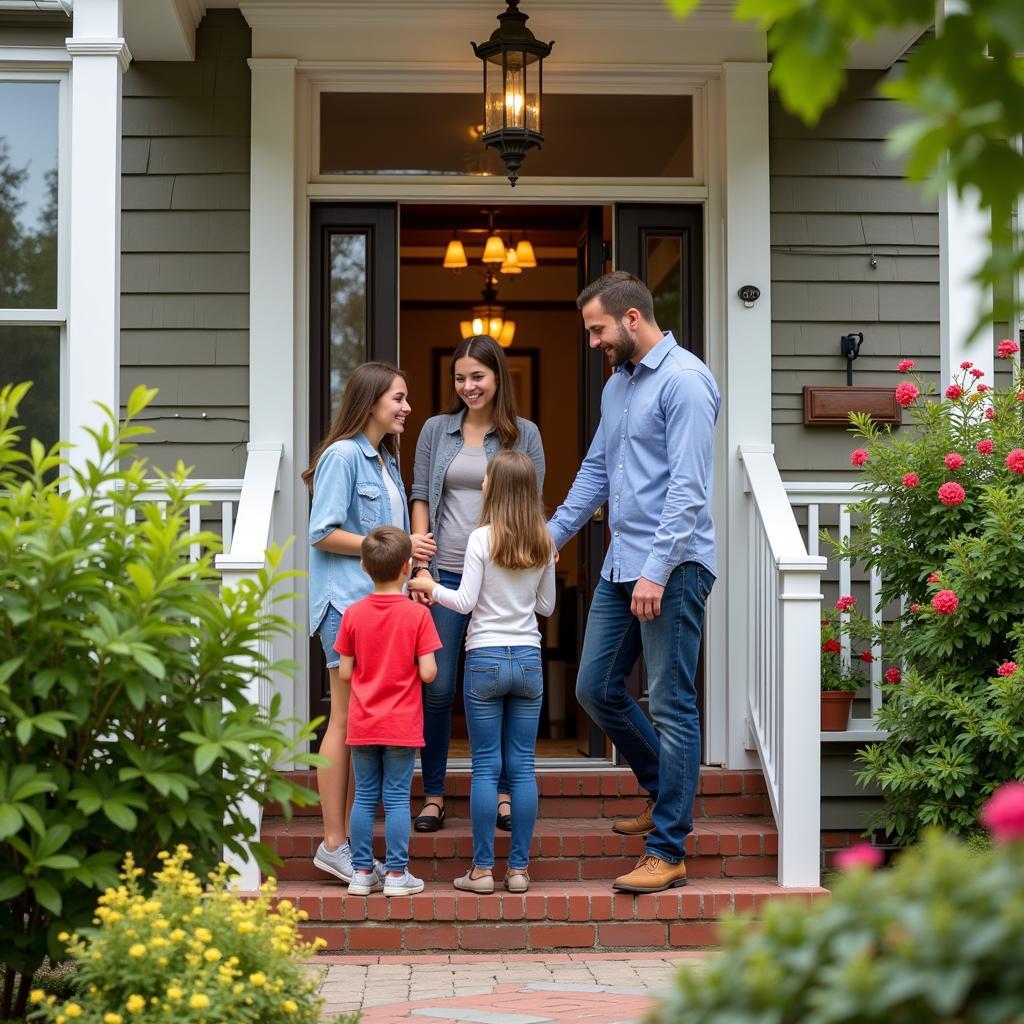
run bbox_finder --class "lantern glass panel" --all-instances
[484,54,504,134]
[524,55,540,132]
[503,50,526,129]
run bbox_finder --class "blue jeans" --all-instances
[316,605,343,670]
[463,646,543,870]
[422,569,509,797]
[350,745,416,873]
[575,562,713,864]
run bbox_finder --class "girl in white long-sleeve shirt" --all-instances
[409,450,554,893]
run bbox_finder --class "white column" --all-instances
[722,62,774,769]
[65,0,128,468]
[248,58,298,726]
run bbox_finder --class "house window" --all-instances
[0,74,65,454]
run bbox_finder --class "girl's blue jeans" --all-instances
[422,569,509,798]
[350,745,416,873]
[462,645,543,870]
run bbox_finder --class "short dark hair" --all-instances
[576,270,655,323]
[361,526,412,582]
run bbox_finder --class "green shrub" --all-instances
[0,383,324,1019]
[27,846,349,1024]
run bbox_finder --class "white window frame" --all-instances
[0,56,71,442]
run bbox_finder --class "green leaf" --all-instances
[0,874,27,900]
[194,744,222,775]
[132,649,165,679]
[0,803,23,840]
[30,877,62,915]
[102,801,138,831]
[0,655,25,686]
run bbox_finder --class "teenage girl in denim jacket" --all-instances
[302,361,435,883]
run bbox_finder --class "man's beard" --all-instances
[607,322,639,368]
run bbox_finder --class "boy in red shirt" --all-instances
[336,526,441,896]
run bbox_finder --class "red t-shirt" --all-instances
[334,594,442,747]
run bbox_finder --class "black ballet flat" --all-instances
[414,801,446,833]
[496,799,512,833]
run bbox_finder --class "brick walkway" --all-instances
[314,952,704,1023]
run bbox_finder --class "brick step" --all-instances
[261,878,826,953]
[269,768,771,820]
[264,817,778,882]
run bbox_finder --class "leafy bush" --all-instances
[820,601,874,692]
[27,847,347,1024]
[826,356,1024,841]
[655,786,1024,1024]
[0,383,323,1018]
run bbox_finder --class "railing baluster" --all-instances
[222,501,234,553]
[189,503,201,563]
[838,503,852,668]
[807,504,819,556]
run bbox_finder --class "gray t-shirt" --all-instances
[435,444,486,572]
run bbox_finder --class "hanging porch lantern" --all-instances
[471,0,554,187]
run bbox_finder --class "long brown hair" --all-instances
[447,335,520,449]
[302,362,407,491]
[480,450,549,571]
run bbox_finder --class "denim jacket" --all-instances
[410,411,544,570]
[308,434,410,633]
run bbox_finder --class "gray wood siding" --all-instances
[770,68,940,480]
[120,10,251,479]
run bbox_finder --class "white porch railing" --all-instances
[784,482,887,742]
[740,445,827,888]
[132,479,243,562]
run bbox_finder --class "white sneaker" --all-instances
[382,868,425,896]
[313,841,354,883]
[348,868,385,896]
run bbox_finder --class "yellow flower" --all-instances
[237,921,254,934]
[29,991,45,1005]
[169,928,186,942]
[276,900,293,912]
[104,1015,124,1024]
[282,999,298,1013]
[65,1005,82,1019]
[55,1015,65,1024]
[126,995,146,1013]
[249,972,266,987]
[58,931,70,942]
[194,927,212,943]
[232,984,244,995]
[166,987,183,1002]
[203,947,221,962]
[188,994,210,1010]
[128,943,147,958]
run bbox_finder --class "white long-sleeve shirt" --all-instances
[431,526,556,651]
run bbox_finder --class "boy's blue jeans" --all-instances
[350,745,416,873]
[462,646,543,870]
[575,561,713,864]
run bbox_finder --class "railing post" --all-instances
[778,561,824,887]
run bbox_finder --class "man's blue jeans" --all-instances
[575,561,713,864]
[462,646,543,870]
[350,745,416,873]
[422,569,509,798]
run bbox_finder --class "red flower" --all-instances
[896,359,916,373]
[970,367,985,378]
[928,572,939,584]
[937,481,966,506]
[860,651,874,663]
[835,595,857,613]
[945,384,963,399]
[822,639,841,654]
[1017,393,1024,402]
[997,662,1018,677]
[997,339,1020,359]
[960,361,973,369]
[835,843,884,870]
[980,782,1024,842]
[977,383,990,393]
[910,603,921,613]
[894,382,919,407]
[944,452,964,470]
[977,439,994,455]
[850,449,869,467]
[1006,449,1024,475]
[902,472,919,488]
[985,407,995,420]
[885,667,902,685]
[932,589,959,615]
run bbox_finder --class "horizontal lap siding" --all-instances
[120,11,251,479]
[770,68,940,482]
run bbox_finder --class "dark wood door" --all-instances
[308,203,398,742]
[613,204,705,725]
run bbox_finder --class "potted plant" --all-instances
[820,599,870,731]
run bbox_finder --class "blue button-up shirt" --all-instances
[549,333,719,585]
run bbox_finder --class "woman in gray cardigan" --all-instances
[410,335,545,832]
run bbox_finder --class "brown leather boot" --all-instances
[611,799,654,836]
[612,854,687,893]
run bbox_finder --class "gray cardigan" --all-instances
[411,411,545,556]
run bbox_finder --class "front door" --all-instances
[308,203,398,739]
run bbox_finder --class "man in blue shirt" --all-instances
[549,271,720,894]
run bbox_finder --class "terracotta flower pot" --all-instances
[821,690,855,731]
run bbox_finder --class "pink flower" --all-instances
[822,639,841,654]
[970,368,985,378]
[928,572,939,584]
[977,383,990,393]
[960,361,973,369]
[894,382,919,407]
[997,662,1018,677]
[902,472,919,489]
[1006,449,1024,475]
[910,603,921,613]
[860,651,874,664]
[937,481,966,506]
[997,339,1020,359]
[980,782,1024,842]
[977,439,994,456]
[850,449,869,467]
[835,595,857,613]
[835,843,884,870]
[1017,393,1024,402]
[985,407,995,420]
[945,384,963,399]
[932,589,959,615]
[944,452,964,470]
[885,668,902,685]
[897,359,916,373]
